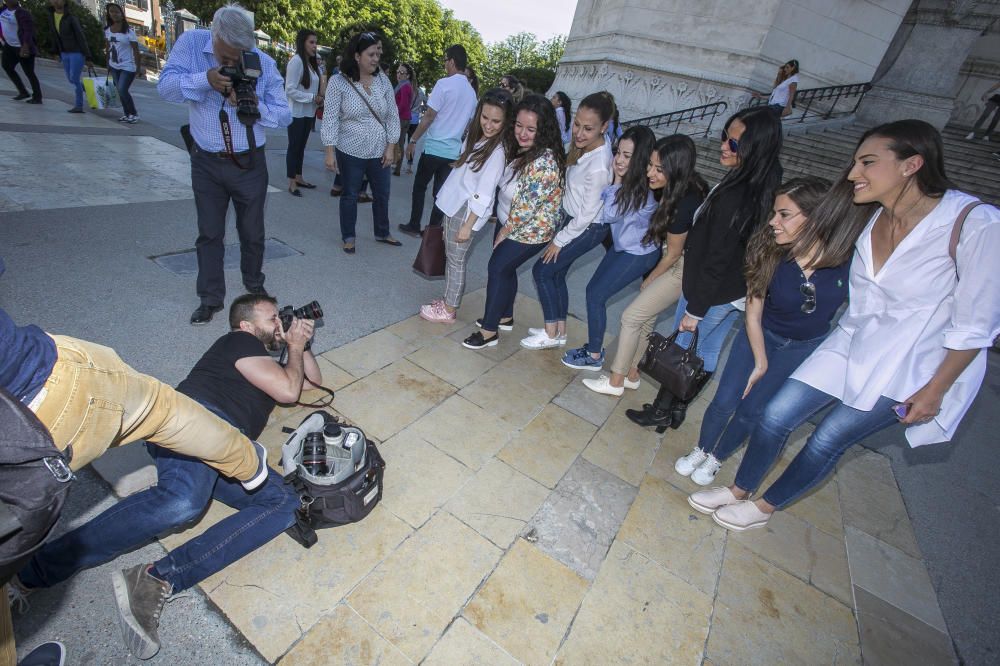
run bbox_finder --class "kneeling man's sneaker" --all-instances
[112,564,172,660]
[712,500,772,531]
[240,440,269,491]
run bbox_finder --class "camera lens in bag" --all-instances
[323,423,344,448]
[302,432,328,475]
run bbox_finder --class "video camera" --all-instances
[219,50,262,126]
[279,301,323,332]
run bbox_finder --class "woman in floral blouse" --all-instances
[464,94,566,349]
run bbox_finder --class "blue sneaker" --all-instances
[562,346,605,370]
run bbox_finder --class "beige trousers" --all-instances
[609,257,685,376]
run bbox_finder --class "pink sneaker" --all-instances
[419,301,456,323]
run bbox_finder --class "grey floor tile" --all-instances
[553,377,619,427]
[854,586,957,665]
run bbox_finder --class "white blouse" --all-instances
[791,190,1000,446]
[554,138,613,247]
[284,56,320,119]
[435,139,507,226]
[321,71,400,159]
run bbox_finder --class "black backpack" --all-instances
[0,386,74,585]
[281,410,385,548]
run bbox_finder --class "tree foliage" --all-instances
[481,32,565,92]
[25,0,108,66]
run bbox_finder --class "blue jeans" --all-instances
[533,223,609,323]
[19,404,298,593]
[62,52,85,109]
[734,379,899,508]
[671,293,742,373]
[482,238,546,332]
[697,327,826,461]
[336,149,390,242]
[109,66,136,116]
[585,248,659,351]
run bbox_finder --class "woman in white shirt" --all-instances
[690,119,1000,531]
[551,91,572,147]
[754,59,798,118]
[285,29,323,196]
[103,2,141,123]
[322,30,402,253]
[419,89,514,323]
[522,91,615,351]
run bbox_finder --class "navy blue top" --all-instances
[0,258,58,404]
[761,257,851,340]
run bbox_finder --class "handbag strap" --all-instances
[666,326,700,355]
[949,201,986,280]
[342,73,388,141]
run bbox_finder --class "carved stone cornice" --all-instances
[904,0,1000,31]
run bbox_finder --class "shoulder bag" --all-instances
[342,73,397,163]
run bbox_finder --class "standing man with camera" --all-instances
[10,293,323,660]
[158,3,291,326]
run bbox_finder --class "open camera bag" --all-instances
[281,410,385,548]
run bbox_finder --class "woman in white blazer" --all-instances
[690,119,1000,531]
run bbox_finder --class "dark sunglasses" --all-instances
[720,130,739,154]
[482,91,512,107]
[800,280,816,314]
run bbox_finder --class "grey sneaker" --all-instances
[112,564,172,659]
[240,440,269,491]
[6,574,32,614]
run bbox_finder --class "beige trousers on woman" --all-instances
[609,257,685,376]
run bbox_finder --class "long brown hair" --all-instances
[453,89,513,172]
[643,134,709,246]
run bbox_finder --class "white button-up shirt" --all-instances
[791,190,1000,446]
[435,139,507,227]
[554,138,613,247]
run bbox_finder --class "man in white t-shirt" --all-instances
[399,44,478,236]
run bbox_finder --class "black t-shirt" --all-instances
[176,331,275,440]
[666,189,705,235]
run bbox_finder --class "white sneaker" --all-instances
[127,114,139,124]
[527,327,567,344]
[966,132,976,140]
[6,575,32,614]
[582,375,624,396]
[674,447,708,476]
[623,376,640,390]
[713,500,772,531]
[687,486,740,514]
[690,454,722,486]
[520,332,563,349]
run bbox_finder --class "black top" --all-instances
[681,184,755,318]
[47,6,91,58]
[176,332,275,440]
[762,258,851,340]
[666,189,705,235]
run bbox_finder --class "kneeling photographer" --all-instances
[158,3,291,326]
[11,294,324,660]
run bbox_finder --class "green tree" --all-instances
[481,31,565,91]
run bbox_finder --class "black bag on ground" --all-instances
[281,410,385,548]
[638,329,711,402]
[0,387,74,585]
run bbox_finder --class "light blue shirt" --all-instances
[158,29,290,152]
[601,185,659,255]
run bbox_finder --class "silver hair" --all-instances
[211,3,255,51]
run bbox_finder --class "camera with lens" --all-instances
[219,50,262,125]
[279,300,323,332]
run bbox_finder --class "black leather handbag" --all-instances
[637,329,711,402]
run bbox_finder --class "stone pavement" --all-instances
[0,60,984,664]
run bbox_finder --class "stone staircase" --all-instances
[693,123,999,203]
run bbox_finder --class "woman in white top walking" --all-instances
[690,119,1000,531]
[322,30,402,253]
[522,91,615,351]
[754,59,798,118]
[103,2,141,122]
[552,91,572,147]
[420,88,514,323]
[285,29,323,196]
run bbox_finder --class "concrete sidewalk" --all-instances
[1,59,995,664]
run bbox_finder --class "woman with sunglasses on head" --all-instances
[521,91,615,354]
[420,89,514,323]
[463,94,565,350]
[753,59,799,118]
[285,29,323,196]
[322,30,402,253]
[583,134,708,396]
[675,177,858,485]
[627,107,784,431]
[690,119,1000,531]
[499,74,525,104]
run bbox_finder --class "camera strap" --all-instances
[218,100,256,170]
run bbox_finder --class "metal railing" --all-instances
[622,101,729,138]
[747,82,872,123]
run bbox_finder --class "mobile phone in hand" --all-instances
[892,403,910,419]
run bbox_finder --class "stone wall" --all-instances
[950,32,1000,128]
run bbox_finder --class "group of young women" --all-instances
[414,81,1000,533]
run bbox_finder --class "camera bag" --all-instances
[281,410,385,548]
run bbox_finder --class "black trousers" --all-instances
[1,44,41,100]
[191,145,269,307]
[285,116,312,179]
[407,152,452,229]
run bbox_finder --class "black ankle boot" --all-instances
[670,372,713,430]
[626,387,675,433]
